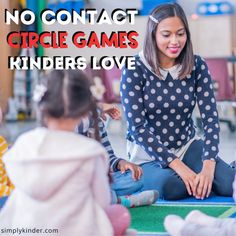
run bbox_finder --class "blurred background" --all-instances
[0,0,235,163]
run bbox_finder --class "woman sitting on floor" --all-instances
[120,2,235,200]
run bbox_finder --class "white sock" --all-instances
[119,190,158,208]
[185,210,217,226]
[164,215,185,236]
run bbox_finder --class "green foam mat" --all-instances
[129,205,234,233]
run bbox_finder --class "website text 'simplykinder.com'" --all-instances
[0,227,59,235]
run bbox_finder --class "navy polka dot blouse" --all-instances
[120,54,220,168]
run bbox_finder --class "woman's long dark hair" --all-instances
[143,3,194,79]
[38,70,100,141]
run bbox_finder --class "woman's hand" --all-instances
[169,158,197,196]
[193,160,216,199]
[117,160,143,181]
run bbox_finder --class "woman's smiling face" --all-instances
[155,16,187,67]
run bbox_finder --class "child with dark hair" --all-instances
[0,70,133,236]
[120,2,235,200]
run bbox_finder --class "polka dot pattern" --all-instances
[120,55,220,167]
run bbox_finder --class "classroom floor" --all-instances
[0,116,236,164]
[0,114,235,236]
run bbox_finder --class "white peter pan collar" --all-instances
[139,51,182,80]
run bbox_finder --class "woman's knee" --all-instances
[213,160,235,196]
[213,175,234,197]
[141,162,188,200]
[213,182,233,197]
[162,176,188,200]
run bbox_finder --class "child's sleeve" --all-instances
[98,119,122,172]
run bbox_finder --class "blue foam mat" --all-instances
[156,196,235,205]
[139,234,169,236]
[1,196,235,209]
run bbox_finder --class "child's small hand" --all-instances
[99,103,121,121]
[117,160,143,181]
